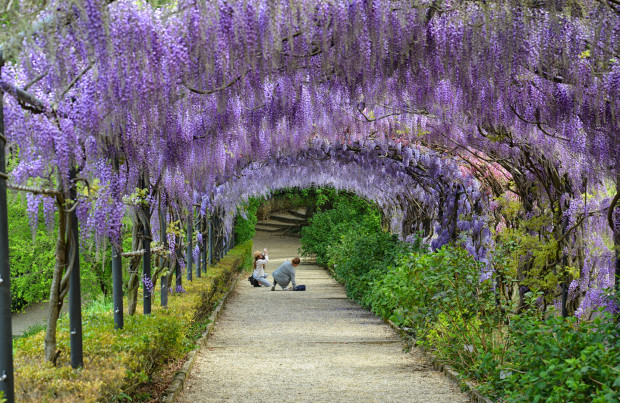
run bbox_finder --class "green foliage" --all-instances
[234,197,260,244]
[492,196,574,307]
[328,227,408,303]
[8,193,56,312]
[299,194,382,267]
[8,189,118,311]
[16,322,47,340]
[495,314,620,402]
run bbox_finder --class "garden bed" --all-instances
[11,241,252,402]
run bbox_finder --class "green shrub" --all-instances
[8,193,57,312]
[8,191,118,312]
[235,198,260,244]
[300,194,381,266]
[493,313,620,402]
[299,192,620,401]
[365,245,507,386]
[328,227,407,304]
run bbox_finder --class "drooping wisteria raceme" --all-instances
[1,0,619,315]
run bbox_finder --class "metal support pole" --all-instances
[208,218,213,266]
[186,217,192,281]
[175,237,182,290]
[196,242,201,278]
[221,225,225,257]
[161,276,168,307]
[159,207,169,303]
[202,240,207,273]
[68,170,83,369]
[201,217,207,273]
[217,221,222,260]
[219,227,224,259]
[615,175,620,296]
[0,51,15,403]
[196,218,201,279]
[561,206,569,318]
[112,245,123,329]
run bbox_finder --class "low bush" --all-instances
[12,240,252,402]
[328,227,408,304]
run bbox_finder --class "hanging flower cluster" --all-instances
[1,0,618,313]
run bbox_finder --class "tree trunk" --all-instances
[44,194,68,364]
[127,218,142,316]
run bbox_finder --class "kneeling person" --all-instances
[271,257,300,291]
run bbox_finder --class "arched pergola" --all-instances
[0,0,618,400]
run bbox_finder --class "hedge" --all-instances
[12,240,252,402]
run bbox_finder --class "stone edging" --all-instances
[327,264,493,403]
[160,271,245,403]
[386,320,494,403]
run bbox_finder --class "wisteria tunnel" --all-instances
[0,0,619,401]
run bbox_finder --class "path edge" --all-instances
[326,265,494,403]
[387,320,494,403]
[160,271,245,403]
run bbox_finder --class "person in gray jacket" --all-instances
[271,257,300,291]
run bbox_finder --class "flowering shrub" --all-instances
[12,240,252,402]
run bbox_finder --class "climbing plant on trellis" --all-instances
[0,0,618,401]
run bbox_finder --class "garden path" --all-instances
[177,232,470,402]
[11,301,67,337]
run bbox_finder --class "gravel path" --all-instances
[11,301,68,337]
[178,233,470,402]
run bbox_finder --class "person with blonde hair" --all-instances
[252,248,272,287]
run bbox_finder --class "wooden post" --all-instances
[0,50,15,403]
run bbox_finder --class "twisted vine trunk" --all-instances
[44,189,71,364]
[127,219,142,316]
